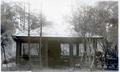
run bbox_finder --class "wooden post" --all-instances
[39,38,42,68]
[76,43,79,56]
[93,39,97,68]
[83,38,86,63]
[69,42,73,68]
[16,41,21,64]
[45,39,48,68]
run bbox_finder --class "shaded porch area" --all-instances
[12,36,103,69]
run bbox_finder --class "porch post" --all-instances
[76,43,79,56]
[45,39,48,68]
[93,39,97,68]
[16,41,21,64]
[83,38,86,63]
[69,42,73,68]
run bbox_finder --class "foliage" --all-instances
[97,1,118,45]
[1,1,49,63]
[70,1,118,45]
[69,2,118,62]
[71,6,112,37]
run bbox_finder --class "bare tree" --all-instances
[1,1,50,65]
[69,1,118,69]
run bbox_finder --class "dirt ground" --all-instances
[1,63,118,72]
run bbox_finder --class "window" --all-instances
[60,43,70,56]
[73,44,77,56]
[79,44,84,56]
[87,43,94,55]
[21,43,39,56]
[97,43,103,52]
[21,43,28,55]
[30,43,39,56]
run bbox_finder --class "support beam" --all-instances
[45,39,48,68]
[16,41,21,64]
[69,42,73,68]
[83,39,87,63]
[93,39,97,68]
[76,43,79,56]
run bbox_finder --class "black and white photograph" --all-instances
[1,0,118,72]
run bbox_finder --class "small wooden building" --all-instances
[13,36,103,68]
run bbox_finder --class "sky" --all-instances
[22,0,97,24]
[2,0,118,36]
[28,0,96,36]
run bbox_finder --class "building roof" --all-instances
[12,36,103,43]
